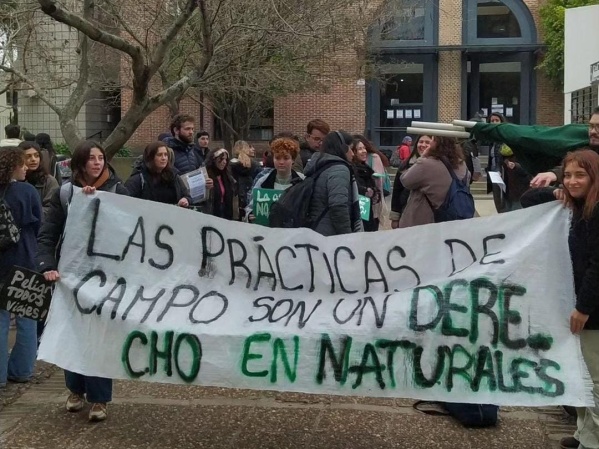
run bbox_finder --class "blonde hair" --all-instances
[233,140,252,168]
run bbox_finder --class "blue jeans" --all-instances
[64,370,112,403]
[0,310,37,386]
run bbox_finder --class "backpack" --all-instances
[425,158,475,222]
[414,401,498,428]
[0,184,20,253]
[390,148,402,168]
[59,182,119,215]
[269,161,345,229]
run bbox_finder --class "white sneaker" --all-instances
[65,393,84,412]
[88,403,107,422]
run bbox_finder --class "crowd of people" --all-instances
[1,108,599,448]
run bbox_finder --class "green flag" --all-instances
[471,123,590,175]
[252,188,284,226]
[358,195,371,220]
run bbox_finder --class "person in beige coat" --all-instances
[399,136,470,228]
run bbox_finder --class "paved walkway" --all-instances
[0,365,576,449]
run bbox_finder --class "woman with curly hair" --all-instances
[18,141,59,217]
[399,135,470,228]
[245,137,304,222]
[230,140,262,220]
[0,147,42,389]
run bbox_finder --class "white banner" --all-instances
[39,193,593,406]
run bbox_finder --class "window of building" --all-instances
[380,0,426,41]
[370,0,437,47]
[571,85,599,124]
[464,0,536,44]
[378,64,424,146]
[477,1,521,38]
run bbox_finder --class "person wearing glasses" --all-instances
[300,119,330,168]
[522,107,599,209]
[530,107,599,188]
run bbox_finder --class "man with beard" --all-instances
[522,107,599,208]
[531,107,599,186]
[164,114,213,201]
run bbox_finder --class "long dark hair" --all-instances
[143,141,175,182]
[35,133,56,158]
[562,149,599,220]
[70,140,106,182]
[427,136,464,168]
[399,135,432,171]
[321,131,353,161]
[206,148,234,182]
[19,141,48,185]
[352,134,390,167]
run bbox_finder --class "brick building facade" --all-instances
[125,0,563,151]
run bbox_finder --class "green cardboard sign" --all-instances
[252,188,285,226]
[359,195,371,221]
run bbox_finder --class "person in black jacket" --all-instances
[37,140,128,423]
[205,148,236,220]
[352,138,380,232]
[230,140,262,220]
[560,149,599,449]
[125,141,190,207]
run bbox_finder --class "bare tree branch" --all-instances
[147,0,197,76]
[36,0,143,69]
[0,64,61,115]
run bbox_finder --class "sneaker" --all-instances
[559,436,579,449]
[88,403,107,422]
[65,393,84,412]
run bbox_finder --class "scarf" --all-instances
[76,168,110,188]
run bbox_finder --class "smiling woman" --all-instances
[562,148,599,448]
[36,140,130,422]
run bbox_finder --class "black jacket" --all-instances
[570,204,599,329]
[164,137,204,175]
[208,168,236,220]
[36,168,129,272]
[299,142,317,168]
[230,160,262,213]
[125,165,190,205]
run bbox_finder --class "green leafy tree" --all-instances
[539,0,599,88]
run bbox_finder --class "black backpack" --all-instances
[426,158,475,222]
[269,161,345,229]
[0,184,20,253]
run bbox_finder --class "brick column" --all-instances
[437,0,463,123]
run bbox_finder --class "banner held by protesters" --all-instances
[38,193,593,407]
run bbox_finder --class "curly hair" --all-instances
[426,136,464,168]
[0,147,25,185]
[169,114,195,135]
[233,140,252,168]
[270,137,299,160]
